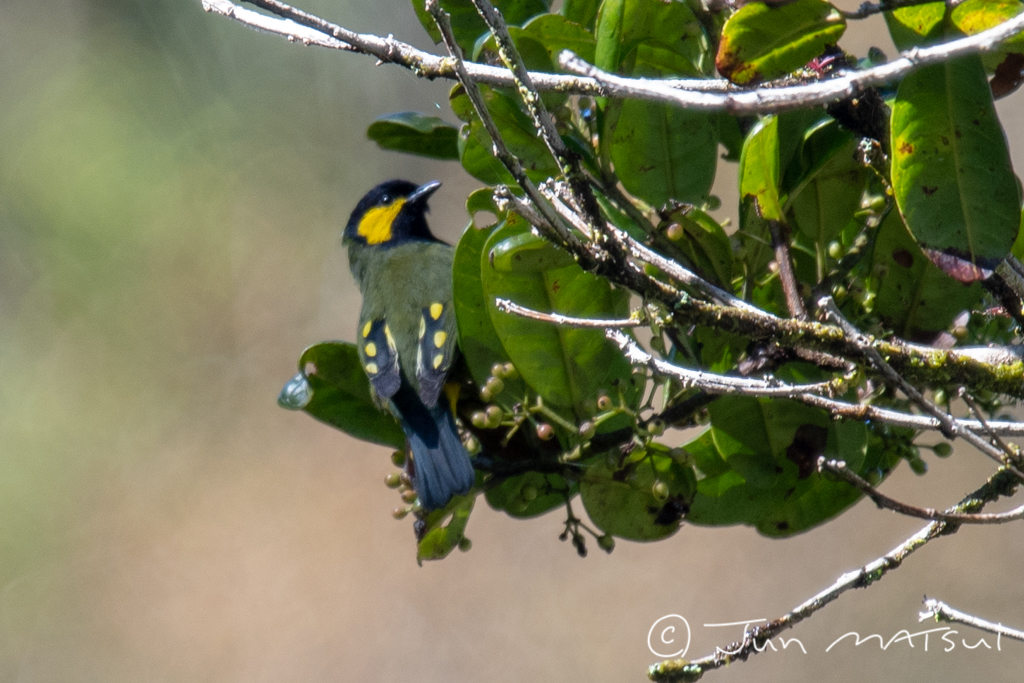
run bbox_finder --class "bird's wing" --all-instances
[415,300,458,407]
[358,317,401,399]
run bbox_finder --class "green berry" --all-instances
[832,284,847,301]
[401,489,418,503]
[485,376,504,396]
[932,442,953,458]
[578,421,596,440]
[392,507,409,520]
[537,423,554,440]
[491,362,506,378]
[598,535,615,553]
[465,435,481,454]
[471,411,488,429]
[652,480,669,501]
[827,241,843,260]
[479,386,493,402]
[596,394,612,411]
[521,485,538,502]
[648,419,665,436]
[502,362,518,379]
[391,450,406,467]
[909,458,928,475]
[458,536,473,552]
[666,223,684,241]
[485,404,503,427]
[385,472,402,489]
[933,388,947,405]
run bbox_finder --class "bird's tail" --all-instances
[391,384,475,511]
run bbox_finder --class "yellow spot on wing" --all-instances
[384,325,396,351]
[364,342,377,357]
[418,317,426,340]
[365,362,379,374]
[434,330,447,348]
[362,321,372,338]
[430,302,443,320]
[433,353,444,370]
[357,198,406,245]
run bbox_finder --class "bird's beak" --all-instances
[407,180,442,205]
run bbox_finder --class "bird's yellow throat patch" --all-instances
[357,198,406,245]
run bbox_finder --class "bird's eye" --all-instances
[381,194,390,204]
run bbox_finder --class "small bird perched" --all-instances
[343,179,475,511]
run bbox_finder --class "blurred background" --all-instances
[0,0,1021,680]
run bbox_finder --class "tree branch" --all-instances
[649,467,1021,682]
[203,0,1024,115]
[920,598,1024,643]
[819,458,1024,525]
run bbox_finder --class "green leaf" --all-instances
[739,115,783,221]
[366,112,459,160]
[563,0,601,31]
[716,0,846,85]
[450,84,559,185]
[884,3,947,50]
[283,342,406,449]
[489,230,577,272]
[522,14,597,63]
[891,56,1021,281]
[481,217,635,415]
[661,206,732,287]
[411,0,551,55]
[417,494,475,563]
[453,220,528,395]
[609,98,718,208]
[579,456,688,540]
[685,396,897,536]
[871,210,983,340]
[594,0,627,73]
[485,471,572,517]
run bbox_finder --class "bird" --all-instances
[342,179,476,511]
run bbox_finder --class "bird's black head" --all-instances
[343,179,442,247]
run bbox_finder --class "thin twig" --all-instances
[605,329,835,398]
[424,0,582,256]
[818,297,1024,481]
[960,389,1022,466]
[495,298,641,328]
[610,331,1024,438]
[920,598,1024,643]
[769,220,807,320]
[204,0,1024,114]
[649,467,1021,682]
[470,0,604,229]
[819,458,1024,525]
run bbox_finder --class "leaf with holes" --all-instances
[716,0,846,85]
[891,55,1021,282]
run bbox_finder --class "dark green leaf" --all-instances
[609,98,717,208]
[891,56,1021,281]
[685,396,895,536]
[716,0,846,85]
[580,456,687,540]
[485,471,571,517]
[417,495,475,563]
[489,230,577,272]
[595,0,706,75]
[411,0,551,54]
[522,14,597,63]
[563,0,601,31]
[661,206,732,287]
[366,112,459,160]
[450,84,559,185]
[871,210,983,340]
[481,217,635,415]
[288,342,406,449]
[453,220,527,395]
[739,116,783,221]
